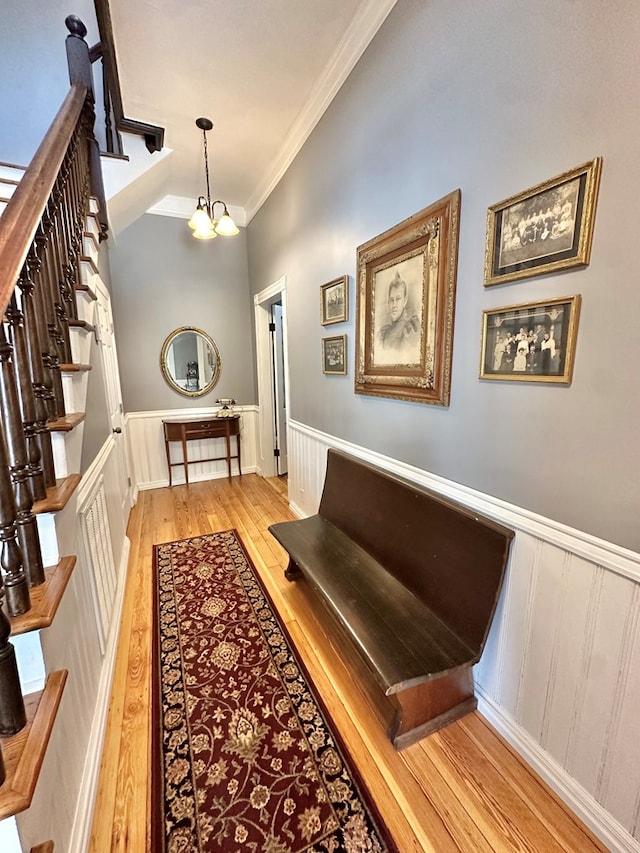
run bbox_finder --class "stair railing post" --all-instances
[17,262,56,489]
[33,220,61,421]
[0,430,28,731]
[7,296,47,502]
[0,416,30,617]
[66,15,108,240]
[0,324,43,588]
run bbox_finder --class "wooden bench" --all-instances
[268,449,514,749]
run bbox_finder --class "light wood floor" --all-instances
[89,475,607,852]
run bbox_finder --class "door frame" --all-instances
[254,276,290,479]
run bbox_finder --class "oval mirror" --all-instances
[160,326,221,397]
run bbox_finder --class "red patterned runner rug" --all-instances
[152,530,397,852]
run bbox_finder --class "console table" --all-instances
[163,416,241,485]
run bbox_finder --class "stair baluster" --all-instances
[17,261,56,489]
[39,199,68,415]
[31,220,60,422]
[0,432,28,731]
[53,155,77,351]
[0,323,44,587]
[6,296,47,503]
[0,413,30,618]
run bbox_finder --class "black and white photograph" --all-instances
[479,295,581,384]
[484,158,602,286]
[322,335,347,374]
[371,255,424,368]
[320,275,348,325]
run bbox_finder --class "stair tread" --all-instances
[9,557,76,636]
[68,319,94,332]
[47,412,86,432]
[0,670,68,821]
[33,474,81,514]
[79,255,99,276]
[59,362,92,372]
[76,281,98,301]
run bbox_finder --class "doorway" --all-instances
[271,301,287,476]
[254,277,290,482]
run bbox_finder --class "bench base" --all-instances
[285,556,478,750]
[388,667,477,750]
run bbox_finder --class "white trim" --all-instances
[68,537,130,853]
[126,403,257,420]
[146,194,247,227]
[288,418,640,582]
[477,688,640,853]
[136,465,258,492]
[245,0,399,221]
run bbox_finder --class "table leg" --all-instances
[237,431,242,475]
[225,429,231,478]
[182,433,189,484]
[164,436,173,487]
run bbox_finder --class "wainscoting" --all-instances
[287,419,640,853]
[125,406,258,491]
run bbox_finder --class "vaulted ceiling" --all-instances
[108,0,398,223]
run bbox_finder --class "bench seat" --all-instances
[272,515,474,694]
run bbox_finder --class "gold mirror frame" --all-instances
[160,326,221,398]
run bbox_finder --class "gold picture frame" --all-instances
[355,190,460,406]
[320,275,348,325]
[322,335,347,375]
[479,295,581,383]
[484,158,602,286]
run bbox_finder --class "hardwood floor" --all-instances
[89,474,607,852]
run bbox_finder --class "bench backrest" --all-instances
[319,450,514,657]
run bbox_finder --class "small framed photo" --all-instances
[484,158,602,286]
[479,295,581,384]
[322,335,347,374]
[320,275,349,325]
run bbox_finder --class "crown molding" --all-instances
[245,0,399,222]
[146,194,246,227]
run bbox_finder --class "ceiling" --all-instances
[108,0,398,223]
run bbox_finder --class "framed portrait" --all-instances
[320,275,348,325]
[322,335,347,375]
[355,190,460,406]
[484,158,602,286]
[479,295,581,384]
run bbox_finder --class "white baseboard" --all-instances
[67,536,131,853]
[137,466,258,492]
[476,687,640,853]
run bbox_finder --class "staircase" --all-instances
[0,18,131,852]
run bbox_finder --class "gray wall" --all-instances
[0,0,99,165]
[247,0,640,552]
[109,213,255,411]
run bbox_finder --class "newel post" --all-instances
[65,15,108,239]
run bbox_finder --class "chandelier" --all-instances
[188,117,239,239]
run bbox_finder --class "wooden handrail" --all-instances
[0,83,87,319]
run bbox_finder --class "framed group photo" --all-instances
[479,295,581,384]
[355,190,461,406]
[484,158,602,286]
[322,335,347,374]
[320,275,348,325]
